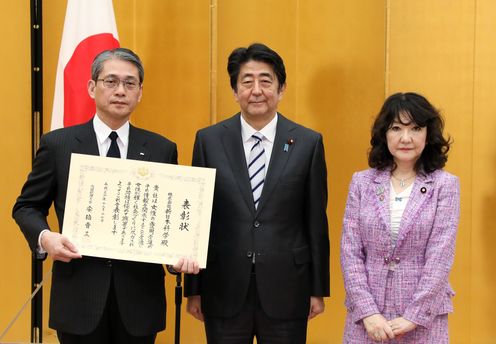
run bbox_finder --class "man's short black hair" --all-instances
[227,43,286,92]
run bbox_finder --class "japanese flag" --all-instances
[51,0,120,130]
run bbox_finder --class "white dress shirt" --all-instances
[93,114,130,158]
[240,113,278,169]
[389,180,413,245]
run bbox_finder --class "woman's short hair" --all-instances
[368,92,451,173]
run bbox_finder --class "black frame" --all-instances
[30,0,43,342]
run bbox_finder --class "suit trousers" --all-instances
[57,274,157,344]
[204,270,308,344]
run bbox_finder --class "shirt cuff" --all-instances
[37,229,50,254]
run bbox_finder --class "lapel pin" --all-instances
[284,139,294,152]
[420,187,427,194]
[376,185,385,201]
[140,152,145,156]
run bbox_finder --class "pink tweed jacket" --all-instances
[341,168,460,328]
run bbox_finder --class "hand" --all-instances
[363,314,395,342]
[308,296,325,319]
[41,231,81,262]
[172,258,200,274]
[388,317,417,337]
[187,295,204,322]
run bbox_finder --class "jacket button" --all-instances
[253,221,260,228]
[107,259,112,267]
[247,251,253,258]
[394,257,400,263]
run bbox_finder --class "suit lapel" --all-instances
[221,114,255,214]
[73,121,150,161]
[372,170,392,242]
[127,125,150,161]
[396,172,434,245]
[74,120,100,156]
[256,115,295,214]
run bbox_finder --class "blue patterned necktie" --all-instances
[107,131,121,158]
[248,133,266,209]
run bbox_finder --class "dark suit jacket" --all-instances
[12,119,178,336]
[185,113,330,320]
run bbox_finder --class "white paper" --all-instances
[62,153,216,268]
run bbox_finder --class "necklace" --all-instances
[391,173,416,188]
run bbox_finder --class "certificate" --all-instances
[62,153,216,268]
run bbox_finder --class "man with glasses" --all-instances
[13,48,199,344]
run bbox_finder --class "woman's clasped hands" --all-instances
[363,314,417,342]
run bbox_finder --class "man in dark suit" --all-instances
[13,48,199,344]
[185,43,330,343]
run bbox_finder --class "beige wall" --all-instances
[1,0,493,343]
[0,0,32,341]
[386,1,495,343]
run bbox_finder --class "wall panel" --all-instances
[472,0,496,342]
[216,0,299,122]
[387,1,475,342]
[297,1,386,342]
[128,1,211,167]
[0,0,35,342]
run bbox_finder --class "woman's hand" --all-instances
[363,314,395,342]
[388,317,417,337]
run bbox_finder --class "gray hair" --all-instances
[91,48,144,83]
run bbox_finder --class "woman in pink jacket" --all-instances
[341,92,460,343]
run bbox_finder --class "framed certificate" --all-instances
[62,153,216,268]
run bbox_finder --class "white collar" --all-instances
[240,113,278,143]
[93,115,130,146]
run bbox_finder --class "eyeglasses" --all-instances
[96,78,141,91]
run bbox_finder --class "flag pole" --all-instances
[30,0,44,342]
